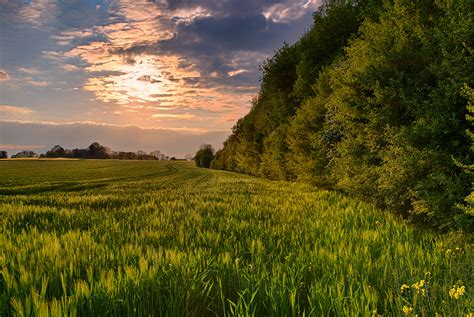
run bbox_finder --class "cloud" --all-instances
[0,0,317,133]
[152,113,195,119]
[0,120,229,157]
[0,105,34,114]
[0,69,10,80]
[18,67,40,74]
[264,0,320,23]
[28,81,49,87]
[39,1,315,104]
[60,64,81,72]
[18,0,59,28]
[0,144,46,150]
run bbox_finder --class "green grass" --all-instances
[0,160,472,316]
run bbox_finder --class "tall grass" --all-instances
[0,160,472,316]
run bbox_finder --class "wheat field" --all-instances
[0,160,472,316]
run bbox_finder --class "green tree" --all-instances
[87,142,110,159]
[456,84,474,226]
[194,144,215,168]
[11,150,37,158]
[287,68,335,187]
[326,1,472,227]
[212,0,373,178]
[46,145,66,158]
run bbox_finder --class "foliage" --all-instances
[194,144,215,168]
[86,142,110,159]
[46,145,66,158]
[0,160,472,315]
[326,0,473,228]
[212,0,474,229]
[41,143,168,160]
[11,150,38,158]
[213,0,371,176]
[0,151,7,159]
[457,84,474,223]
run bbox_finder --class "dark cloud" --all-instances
[113,1,315,89]
[163,0,288,15]
[0,120,229,157]
[174,14,270,51]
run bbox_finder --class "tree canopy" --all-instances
[212,0,473,230]
[195,144,215,168]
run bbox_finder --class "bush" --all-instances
[194,144,215,168]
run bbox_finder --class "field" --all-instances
[0,160,472,316]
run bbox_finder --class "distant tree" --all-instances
[87,142,110,159]
[150,150,164,160]
[11,150,37,158]
[0,151,7,159]
[136,150,147,160]
[113,151,136,160]
[71,148,87,159]
[194,144,215,168]
[170,157,177,161]
[46,145,66,158]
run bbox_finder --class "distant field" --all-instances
[0,160,472,316]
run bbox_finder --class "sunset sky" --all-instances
[0,0,319,156]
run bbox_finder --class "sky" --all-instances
[0,0,319,157]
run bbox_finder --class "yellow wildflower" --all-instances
[401,284,410,293]
[449,285,466,299]
[412,279,425,289]
[411,279,426,294]
[402,305,413,315]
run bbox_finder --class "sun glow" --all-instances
[83,54,200,105]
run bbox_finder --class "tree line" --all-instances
[210,0,473,230]
[0,143,182,161]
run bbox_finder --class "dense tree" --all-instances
[87,142,110,159]
[0,151,7,159]
[287,68,335,187]
[324,1,473,228]
[212,0,378,177]
[194,144,215,168]
[11,150,37,158]
[456,84,474,226]
[211,0,473,229]
[36,143,169,161]
[46,145,67,158]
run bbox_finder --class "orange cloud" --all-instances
[38,2,258,130]
[0,69,9,80]
[0,105,34,114]
[152,113,195,119]
[0,144,46,150]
